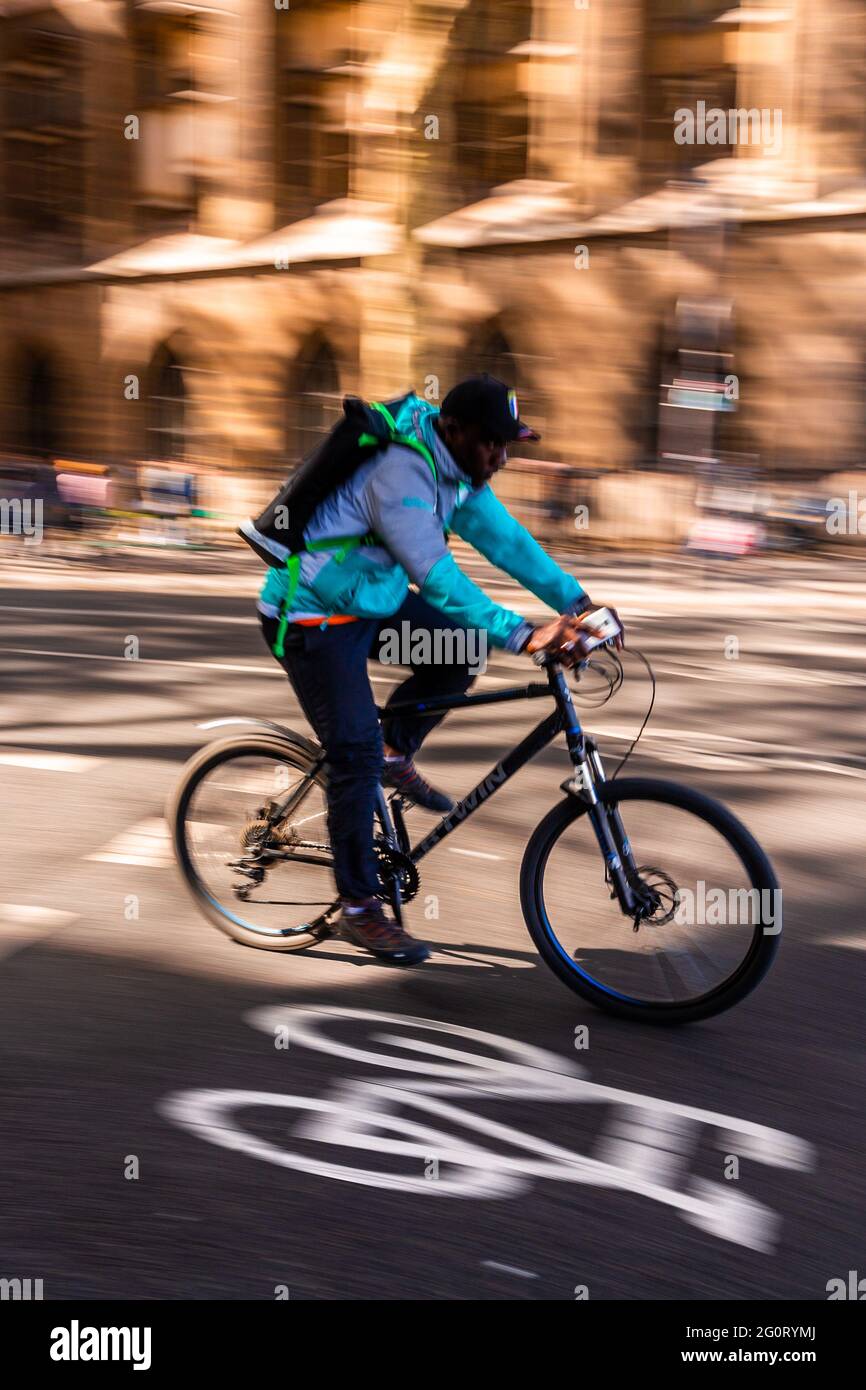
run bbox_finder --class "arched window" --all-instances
[147,345,187,462]
[460,324,539,458]
[466,327,518,388]
[288,337,341,461]
[1,346,58,457]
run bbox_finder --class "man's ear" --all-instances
[437,415,459,452]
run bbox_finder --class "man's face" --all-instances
[439,417,509,488]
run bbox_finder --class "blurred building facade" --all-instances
[1,0,865,501]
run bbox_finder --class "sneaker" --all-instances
[338,898,430,965]
[382,756,455,813]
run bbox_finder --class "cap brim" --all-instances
[515,422,541,442]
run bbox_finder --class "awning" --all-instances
[414,161,866,250]
[233,199,401,268]
[0,0,125,34]
[415,180,586,249]
[10,200,401,288]
[87,233,243,279]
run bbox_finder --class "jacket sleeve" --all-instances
[450,483,591,616]
[365,446,535,651]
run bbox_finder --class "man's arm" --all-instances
[450,482,592,616]
[366,447,534,651]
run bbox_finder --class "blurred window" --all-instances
[23,350,56,458]
[275,1,352,216]
[1,19,86,242]
[288,337,341,463]
[132,7,236,230]
[462,325,539,460]
[466,327,517,388]
[453,1,531,198]
[278,73,350,207]
[148,346,187,463]
[641,1,736,182]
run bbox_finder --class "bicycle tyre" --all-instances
[520,777,780,1024]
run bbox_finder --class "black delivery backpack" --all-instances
[238,392,437,656]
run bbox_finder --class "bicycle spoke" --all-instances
[184,751,334,940]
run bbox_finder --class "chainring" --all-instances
[374,842,420,904]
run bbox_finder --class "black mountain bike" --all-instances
[170,654,780,1023]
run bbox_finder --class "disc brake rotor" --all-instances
[629,864,680,926]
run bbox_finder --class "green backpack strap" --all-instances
[272,535,372,658]
[272,553,301,659]
[369,400,438,485]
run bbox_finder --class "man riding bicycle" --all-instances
[258,374,622,965]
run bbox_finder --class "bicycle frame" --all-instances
[373,658,645,919]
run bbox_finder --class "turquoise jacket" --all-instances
[256,395,588,651]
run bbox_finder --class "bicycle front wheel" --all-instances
[520,778,780,1024]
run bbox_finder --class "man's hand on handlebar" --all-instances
[526,606,624,666]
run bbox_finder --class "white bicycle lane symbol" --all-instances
[160,1006,814,1253]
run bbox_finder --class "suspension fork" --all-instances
[550,664,641,917]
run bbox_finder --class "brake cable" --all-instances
[569,645,656,777]
[610,648,656,779]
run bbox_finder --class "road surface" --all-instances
[0,544,864,1299]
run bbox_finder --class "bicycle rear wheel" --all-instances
[171,733,335,950]
[520,778,780,1023]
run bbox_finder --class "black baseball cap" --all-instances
[440,374,540,443]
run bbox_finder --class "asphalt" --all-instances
[0,544,864,1299]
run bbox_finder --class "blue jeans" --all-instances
[260,592,477,900]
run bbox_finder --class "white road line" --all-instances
[481,1261,539,1279]
[88,817,173,868]
[431,950,535,970]
[0,644,526,688]
[0,903,79,962]
[0,646,280,677]
[0,904,78,926]
[0,604,249,625]
[0,645,401,685]
[0,749,102,772]
[447,847,504,861]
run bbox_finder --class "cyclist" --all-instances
[259,374,622,965]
